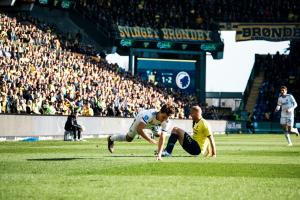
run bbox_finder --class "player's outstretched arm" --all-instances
[136,122,157,145]
[156,132,166,160]
[208,135,216,157]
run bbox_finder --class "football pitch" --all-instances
[0,134,299,200]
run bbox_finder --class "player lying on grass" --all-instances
[275,86,298,146]
[161,106,216,157]
[107,104,175,160]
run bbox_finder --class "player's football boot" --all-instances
[291,127,299,136]
[161,150,172,157]
[107,136,114,153]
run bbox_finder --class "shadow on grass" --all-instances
[27,158,90,161]
[27,155,194,161]
[103,155,193,158]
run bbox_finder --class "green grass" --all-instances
[0,134,300,200]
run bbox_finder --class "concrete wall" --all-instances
[0,115,228,139]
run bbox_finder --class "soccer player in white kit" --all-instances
[275,86,298,146]
[107,104,175,160]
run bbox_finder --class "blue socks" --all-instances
[165,133,179,154]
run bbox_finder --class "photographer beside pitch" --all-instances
[64,110,84,141]
[161,106,217,158]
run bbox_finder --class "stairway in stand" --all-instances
[245,71,264,112]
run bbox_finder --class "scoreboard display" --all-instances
[136,58,196,93]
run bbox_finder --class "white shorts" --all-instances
[280,117,294,127]
[127,125,159,138]
[127,119,139,138]
[127,119,155,139]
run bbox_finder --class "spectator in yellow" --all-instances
[82,102,94,116]
[0,94,7,113]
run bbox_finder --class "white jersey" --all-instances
[129,109,170,135]
[277,94,297,117]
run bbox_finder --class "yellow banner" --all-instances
[236,24,300,41]
[117,26,212,42]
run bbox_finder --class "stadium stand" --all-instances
[1,0,299,121]
[0,13,200,118]
[77,0,299,31]
[252,47,300,122]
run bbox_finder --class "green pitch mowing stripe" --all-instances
[97,162,300,178]
[0,134,299,200]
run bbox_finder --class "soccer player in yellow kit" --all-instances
[162,106,216,157]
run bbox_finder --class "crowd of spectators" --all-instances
[76,0,299,31]
[253,50,300,122]
[0,13,200,118]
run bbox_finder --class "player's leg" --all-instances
[282,125,292,146]
[181,132,201,155]
[164,127,201,156]
[107,131,136,153]
[163,127,186,155]
[291,127,299,136]
[286,117,294,145]
[290,116,298,136]
[285,126,293,146]
[281,117,292,146]
[107,119,138,153]
[110,130,135,142]
[288,117,298,136]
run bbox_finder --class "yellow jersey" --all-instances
[82,107,94,116]
[192,118,212,151]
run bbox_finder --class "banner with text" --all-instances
[236,24,300,41]
[117,26,212,42]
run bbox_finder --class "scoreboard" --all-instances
[136,58,196,93]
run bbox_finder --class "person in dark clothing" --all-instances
[246,113,255,134]
[64,110,83,141]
